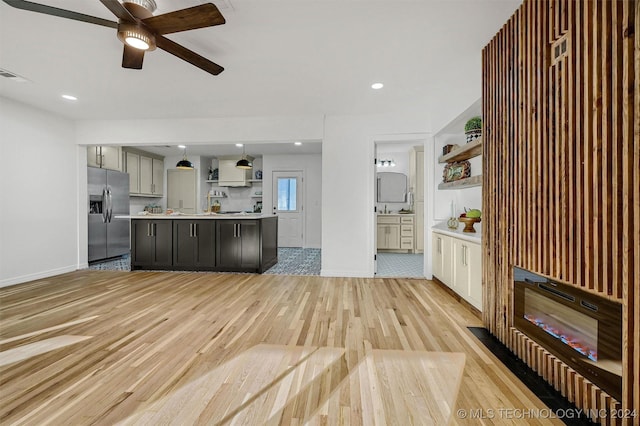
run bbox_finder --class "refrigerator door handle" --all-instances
[101,187,108,223]
[106,187,113,223]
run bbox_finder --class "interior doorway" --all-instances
[272,170,304,247]
[374,140,427,278]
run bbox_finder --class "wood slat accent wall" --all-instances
[482,0,639,422]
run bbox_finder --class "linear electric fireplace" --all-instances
[513,267,622,401]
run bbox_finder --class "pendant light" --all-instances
[236,145,252,169]
[176,146,194,169]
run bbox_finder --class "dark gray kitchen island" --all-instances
[128,214,278,273]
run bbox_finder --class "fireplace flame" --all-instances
[524,314,597,361]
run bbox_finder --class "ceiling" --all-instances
[139,140,322,157]
[0,0,521,155]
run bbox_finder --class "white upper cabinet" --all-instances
[167,169,197,213]
[87,146,122,171]
[123,148,164,197]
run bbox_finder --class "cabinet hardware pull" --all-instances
[193,223,197,237]
[147,223,151,237]
[237,223,241,238]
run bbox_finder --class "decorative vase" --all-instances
[465,129,482,143]
[459,217,481,233]
[447,217,459,229]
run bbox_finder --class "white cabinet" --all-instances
[432,231,482,311]
[377,223,400,250]
[126,151,140,193]
[167,169,197,213]
[466,242,482,310]
[377,215,414,251]
[432,233,453,285]
[87,146,122,171]
[139,156,164,196]
[410,146,424,252]
[218,156,253,187]
[124,148,164,197]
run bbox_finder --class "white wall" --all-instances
[321,111,431,277]
[263,154,322,248]
[0,97,79,287]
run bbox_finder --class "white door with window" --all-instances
[272,171,303,247]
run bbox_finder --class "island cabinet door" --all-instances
[217,221,240,268]
[238,220,260,269]
[216,220,260,270]
[131,220,172,268]
[173,220,216,268]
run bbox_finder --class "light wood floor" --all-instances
[0,271,562,425]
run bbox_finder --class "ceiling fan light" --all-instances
[117,23,156,51]
[125,35,150,50]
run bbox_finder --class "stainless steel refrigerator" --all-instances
[88,167,130,262]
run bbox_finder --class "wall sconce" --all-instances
[376,159,396,167]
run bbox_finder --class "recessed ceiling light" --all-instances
[294,142,302,146]
[236,143,244,147]
[61,94,77,101]
[178,145,186,149]
[371,83,384,90]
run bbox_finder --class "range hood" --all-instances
[218,155,254,187]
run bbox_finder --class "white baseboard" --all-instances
[320,269,374,278]
[0,265,78,288]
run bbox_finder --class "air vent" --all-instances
[0,68,28,83]
[551,34,569,65]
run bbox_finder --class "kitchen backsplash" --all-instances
[204,185,262,213]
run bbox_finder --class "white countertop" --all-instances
[432,221,482,244]
[377,213,415,216]
[116,212,274,220]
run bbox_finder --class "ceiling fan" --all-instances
[2,0,226,75]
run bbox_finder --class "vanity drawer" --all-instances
[400,238,414,249]
[401,225,414,236]
[400,216,414,224]
[378,216,400,224]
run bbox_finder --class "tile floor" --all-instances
[375,253,424,278]
[88,250,423,278]
[88,248,322,276]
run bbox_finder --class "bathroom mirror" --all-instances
[377,172,407,202]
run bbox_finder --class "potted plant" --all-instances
[464,116,482,143]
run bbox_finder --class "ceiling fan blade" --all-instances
[142,3,225,35]
[156,35,223,75]
[99,0,136,22]
[1,0,117,28]
[122,44,144,69]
